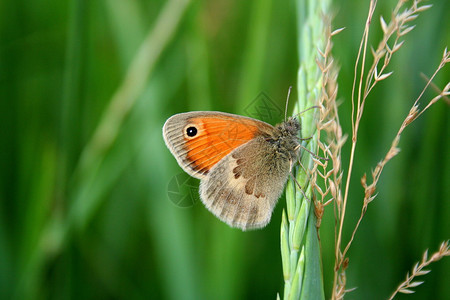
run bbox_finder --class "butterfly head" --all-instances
[266,117,301,159]
[280,117,301,137]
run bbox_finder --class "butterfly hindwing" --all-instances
[199,137,292,230]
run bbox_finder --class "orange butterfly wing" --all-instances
[163,112,274,179]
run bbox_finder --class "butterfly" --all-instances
[163,111,304,230]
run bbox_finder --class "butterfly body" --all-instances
[163,112,301,230]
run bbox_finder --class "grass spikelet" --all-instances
[280,0,337,298]
[388,241,450,299]
[331,0,449,298]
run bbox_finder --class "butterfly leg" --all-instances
[294,143,329,161]
[289,172,311,201]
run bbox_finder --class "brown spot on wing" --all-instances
[233,165,243,179]
[245,177,255,195]
[255,191,265,198]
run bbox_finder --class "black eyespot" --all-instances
[186,126,198,137]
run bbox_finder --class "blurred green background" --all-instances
[0,0,449,299]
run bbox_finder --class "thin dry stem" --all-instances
[388,241,450,299]
[332,0,439,298]
[337,47,449,297]
[333,1,377,296]
[345,49,450,261]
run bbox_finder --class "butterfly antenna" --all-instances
[297,136,313,142]
[285,86,292,122]
[293,105,320,120]
[294,144,329,161]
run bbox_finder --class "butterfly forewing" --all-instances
[163,112,273,179]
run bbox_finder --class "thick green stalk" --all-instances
[280,0,329,298]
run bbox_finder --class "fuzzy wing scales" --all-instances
[199,137,292,230]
